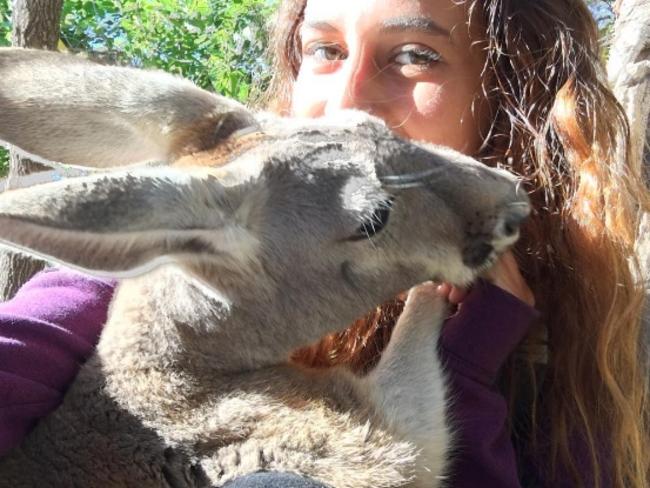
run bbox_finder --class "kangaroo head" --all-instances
[0,48,529,329]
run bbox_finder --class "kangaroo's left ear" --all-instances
[0,167,258,277]
[0,48,259,169]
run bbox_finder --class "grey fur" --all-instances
[0,48,529,487]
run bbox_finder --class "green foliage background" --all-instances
[0,0,277,177]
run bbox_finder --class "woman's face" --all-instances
[292,0,486,155]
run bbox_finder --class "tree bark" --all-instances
[11,0,63,48]
[606,0,650,349]
[608,0,650,179]
[607,0,650,279]
[0,0,63,300]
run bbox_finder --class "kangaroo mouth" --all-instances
[462,242,495,269]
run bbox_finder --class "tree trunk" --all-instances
[608,0,650,179]
[607,0,650,278]
[11,0,63,48]
[0,0,63,300]
[607,0,650,348]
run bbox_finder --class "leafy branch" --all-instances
[0,0,277,177]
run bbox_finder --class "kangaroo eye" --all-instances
[348,200,393,241]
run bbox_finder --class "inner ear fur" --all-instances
[169,109,261,162]
[0,47,260,168]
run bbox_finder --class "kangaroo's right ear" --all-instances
[0,48,259,169]
[0,166,259,277]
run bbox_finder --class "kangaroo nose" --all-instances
[462,200,531,269]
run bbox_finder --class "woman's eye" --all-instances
[392,45,441,69]
[305,43,347,63]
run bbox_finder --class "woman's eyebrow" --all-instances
[302,21,339,33]
[302,16,452,41]
[379,16,451,38]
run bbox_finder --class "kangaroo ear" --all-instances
[0,48,259,168]
[0,167,258,277]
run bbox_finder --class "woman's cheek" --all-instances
[405,83,483,155]
[291,68,325,117]
[400,84,455,145]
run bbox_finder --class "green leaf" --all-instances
[3,0,278,120]
[0,147,8,178]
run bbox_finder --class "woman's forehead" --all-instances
[302,0,469,33]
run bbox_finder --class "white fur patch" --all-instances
[340,175,387,214]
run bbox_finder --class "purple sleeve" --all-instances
[0,268,115,457]
[439,279,539,487]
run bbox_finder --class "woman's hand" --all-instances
[484,251,535,306]
[436,251,535,307]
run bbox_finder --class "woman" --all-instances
[0,0,648,486]
[275,0,649,486]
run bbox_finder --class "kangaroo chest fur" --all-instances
[0,271,434,488]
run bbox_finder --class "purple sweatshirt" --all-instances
[0,268,538,486]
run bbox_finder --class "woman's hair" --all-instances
[262,1,650,486]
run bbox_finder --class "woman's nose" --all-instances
[325,47,379,115]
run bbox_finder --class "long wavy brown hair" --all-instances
[260,1,650,486]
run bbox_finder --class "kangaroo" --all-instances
[0,48,529,487]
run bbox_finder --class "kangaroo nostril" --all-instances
[502,219,519,238]
[500,202,530,238]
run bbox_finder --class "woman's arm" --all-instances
[439,279,539,488]
[0,268,115,456]
[223,472,328,487]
